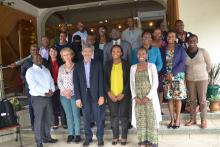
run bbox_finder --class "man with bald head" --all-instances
[26,54,58,147]
[72,21,88,44]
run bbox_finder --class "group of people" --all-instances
[8,17,212,147]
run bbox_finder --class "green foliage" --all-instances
[9,97,21,111]
[209,63,220,86]
[208,95,220,102]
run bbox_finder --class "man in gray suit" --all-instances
[103,28,132,65]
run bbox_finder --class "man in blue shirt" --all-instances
[26,54,58,147]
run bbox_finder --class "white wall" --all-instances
[179,0,220,64]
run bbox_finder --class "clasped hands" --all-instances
[108,92,124,102]
[165,73,173,82]
[61,89,73,99]
[135,96,149,105]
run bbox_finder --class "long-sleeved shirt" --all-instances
[72,30,88,44]
[15,55,31,66]
[57,64,75,96]
[121,27,142,49]
[185,48,211,81]
[39,46,49,60]
[84,61,91,88]
[25,64,55,96]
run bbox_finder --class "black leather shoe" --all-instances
[67,135,74,143]
[112,139,119,145]
[75,135,81,143]
[83,139,93,147]
[37,143,43,147]
[98,140,104,146]
[90,122,95,128]
[43,138,58,143]
[62,124,68,129]
[128,122,132,129]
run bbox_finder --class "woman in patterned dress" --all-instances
[130,48,162,147]
[160,31,187,129]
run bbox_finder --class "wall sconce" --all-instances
[90,28,94,32]
[149,22,154,27]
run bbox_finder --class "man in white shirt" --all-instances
[39,36,50,60]
[72,21,88,44]
[121,17,142,49]
[26,54,58,147]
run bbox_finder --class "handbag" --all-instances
[0,99,18,128]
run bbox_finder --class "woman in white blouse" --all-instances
[130,47,162,147]
[57,47,81,143]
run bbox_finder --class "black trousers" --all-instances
[51,89,67,126]
[108,95,130,139]
[82,89,105,142]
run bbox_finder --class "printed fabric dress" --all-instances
[163,48,186,100]
[135,70,158,147]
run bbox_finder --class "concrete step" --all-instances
[20,118,220,137]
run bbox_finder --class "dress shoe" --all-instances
[90,122,95,128]
[128,122,132,129]
[43,138,58,143]
[37,143,43,147]
[98,140,104,146]
[173,122,180,129]
[121,139,127,145]
[67,135,74,143]
[52,125,59,130]
[185,120,197,126]
[112,139,119,145]
[83,139,93,147]
[201,120,207,129]
[75,135,81,143]
[62,124,67,129]
[167,122,174,129]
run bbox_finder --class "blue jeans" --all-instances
[60,95,81,136]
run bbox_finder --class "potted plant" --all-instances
[207,63,220,98]
[209,95,220,112]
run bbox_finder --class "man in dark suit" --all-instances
[73,45,105,147]
[103,28,132,65]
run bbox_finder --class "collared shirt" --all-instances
[72,30,88,44]
[84,60,91,88]
[113,39,121,45]
[57,64,74,96]
[25,64,55,96]
[91,46,95,59]
[121,27,142,49]
[39,46,49,60]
